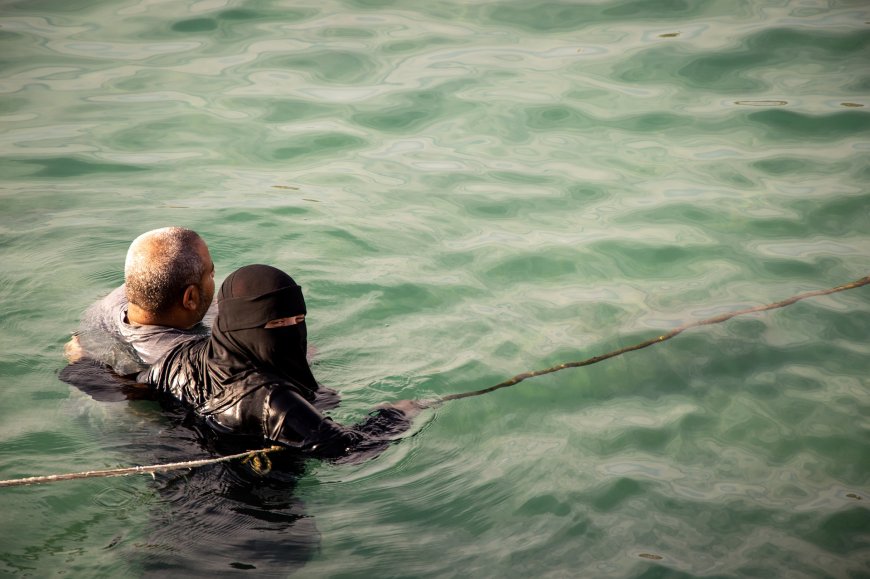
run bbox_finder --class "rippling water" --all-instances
[1,0,869,576]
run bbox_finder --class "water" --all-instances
[1,0,869,576]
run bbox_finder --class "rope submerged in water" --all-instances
[1,274,867,488]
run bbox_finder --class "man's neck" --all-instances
[127,303,191,329]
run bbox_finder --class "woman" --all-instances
[139,264,419,458]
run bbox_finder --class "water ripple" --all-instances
[2,0,870,576]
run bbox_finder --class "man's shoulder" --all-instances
[94,284,209,364]
[81,285,126,333]
[89,285,126,318]
[101,284,127,307]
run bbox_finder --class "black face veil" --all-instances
[210,264,319,398]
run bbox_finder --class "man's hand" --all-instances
[63,335,84,363]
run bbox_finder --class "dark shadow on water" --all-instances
[59,360,320,577]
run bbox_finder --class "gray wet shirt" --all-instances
[77,285,214,375]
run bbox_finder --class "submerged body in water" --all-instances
[58,265,420,575]
[60,377,321,577]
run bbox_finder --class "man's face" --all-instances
[195,239,215,320]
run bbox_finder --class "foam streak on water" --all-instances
[1,0,869,576]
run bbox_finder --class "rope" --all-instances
[0,446,284,488]
[437,274,870,403]
[1,274,867,488]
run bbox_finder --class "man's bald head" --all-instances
[125,227,210,316]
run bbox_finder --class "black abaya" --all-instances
[138,264,410,459]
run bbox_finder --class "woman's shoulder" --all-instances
[137,335,209,388]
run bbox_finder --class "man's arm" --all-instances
[59,358,156,402]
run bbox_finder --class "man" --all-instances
[65,227,215,375]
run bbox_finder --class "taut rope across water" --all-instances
[1,274,867,488]
[438,274,870,403]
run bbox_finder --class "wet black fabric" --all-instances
[60,358,157,402]
[216,267,305,331]
[212,264,318,398]
[140,264,409,459]
[58,360,321,575]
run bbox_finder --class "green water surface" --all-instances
[1,0,869,577]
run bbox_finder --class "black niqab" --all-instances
[208,264,319,402]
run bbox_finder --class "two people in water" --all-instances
[66,227,421,459]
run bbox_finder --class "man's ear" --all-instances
[182,284,200,311]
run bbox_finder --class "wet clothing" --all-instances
[211,266,319,397]
[77,285,212,374]
[139,265,410,459]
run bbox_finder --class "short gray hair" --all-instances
[124,227,206,314]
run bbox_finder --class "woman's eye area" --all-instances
[264,315,305,329]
